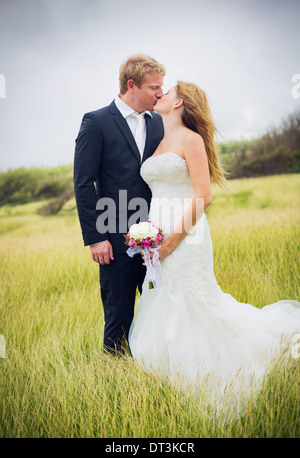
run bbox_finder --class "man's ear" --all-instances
[127,79,135,94]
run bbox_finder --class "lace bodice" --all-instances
[141,152,194,200]
[141,153,195,237]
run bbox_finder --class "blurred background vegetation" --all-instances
[220,110,300,179]
[0,109,299,215]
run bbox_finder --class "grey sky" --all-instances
[0,0,299,170]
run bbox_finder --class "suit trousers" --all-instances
[99,252,146,353]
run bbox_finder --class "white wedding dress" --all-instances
[129,152,300,403]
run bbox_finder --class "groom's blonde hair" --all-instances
[119,54,165,95]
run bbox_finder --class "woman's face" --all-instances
[154,85,178,114]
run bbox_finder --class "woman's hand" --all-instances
[141,241,174,265]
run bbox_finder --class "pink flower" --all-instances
[128,238,136,246]
[142,237,152,248]
[156,233,162,242]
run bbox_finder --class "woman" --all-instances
[128,81,300,401]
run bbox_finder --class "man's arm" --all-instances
[74,113,112,260]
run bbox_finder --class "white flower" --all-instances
[129,222,159,240]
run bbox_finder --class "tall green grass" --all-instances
[0,174,299,437]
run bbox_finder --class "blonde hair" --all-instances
[119,54,166,95]
[176,81,228,189]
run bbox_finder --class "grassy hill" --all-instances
[219,110,300,179]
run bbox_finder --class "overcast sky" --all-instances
[0,0,299,170]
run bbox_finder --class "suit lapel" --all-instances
[109,101,141,164]
[142,114,153,162]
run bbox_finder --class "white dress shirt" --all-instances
[114,95,152,158]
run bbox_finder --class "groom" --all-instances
[74,54,165,354]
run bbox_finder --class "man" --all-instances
[74,54,165,354]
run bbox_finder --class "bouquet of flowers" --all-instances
[124,221,164,289]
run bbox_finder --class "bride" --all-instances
[128,81,300,401]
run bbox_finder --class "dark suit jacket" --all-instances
[74,100,164,253]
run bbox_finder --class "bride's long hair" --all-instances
[176,81,228,189]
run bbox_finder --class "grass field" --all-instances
[0,174,299,438]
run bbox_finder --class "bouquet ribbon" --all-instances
[126,246,162,291]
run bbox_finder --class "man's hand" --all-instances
[90,241,114,265]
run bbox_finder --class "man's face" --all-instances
[133,72,164,112]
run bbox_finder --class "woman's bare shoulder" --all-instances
[182,129,205,158]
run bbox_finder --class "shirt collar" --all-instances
[114,95,152,119]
